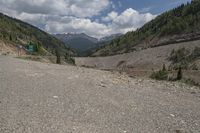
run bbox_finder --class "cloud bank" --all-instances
[0,0,156,38]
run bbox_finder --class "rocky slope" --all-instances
[76,39,200,84]
[0,40,26,56]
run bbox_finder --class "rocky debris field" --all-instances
[0,56,200,133]
[76,40,200,70]
[75,40,200,84]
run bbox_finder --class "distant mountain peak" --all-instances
[54,33,122,56]
[54,33,98,54]
[99,33,123,42]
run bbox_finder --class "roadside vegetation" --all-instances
[150,64,169,81]
[151,64,183,80]
[151,47,200,86]
[169,47,200,70]
[150,65,200,87]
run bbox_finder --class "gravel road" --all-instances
[0,56,200,133]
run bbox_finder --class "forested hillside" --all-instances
[0,13,75,57]
[55,33,98,56]
[94,0,200,56]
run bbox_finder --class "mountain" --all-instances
[0,12,75,62]
[55,33,121,56]
[94,0,200,56]
[99,33,122,43]
[55,33,98,55]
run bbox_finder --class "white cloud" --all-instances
[0,0,156,38]
[0,0,110,18]
[102,11,118,22]
[105,8,157,34]
[44,8,156,38]
[45,16,111,38]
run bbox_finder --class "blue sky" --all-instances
[111,0,191,14]
[0,0,191,38]
[94,0,191,23]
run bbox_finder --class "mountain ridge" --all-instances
[54,33,98,56]
[0,12,76,60]
[55,33,122,56]
[94,0,200,56]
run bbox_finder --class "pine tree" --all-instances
[9,35,12,41]
[177,66,183,80]
[162,64,167,71]
[56,49,61,64]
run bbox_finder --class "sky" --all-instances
[0,0,191,38]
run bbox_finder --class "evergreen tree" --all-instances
[9,34,12,41]
[177,66,183,80]
[56,49,61,64]
[162,64,167,71]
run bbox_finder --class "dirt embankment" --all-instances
[0,40,26,56]
[0,40,56,64]
[75,39,200,82]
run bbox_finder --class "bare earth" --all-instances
[76,40,200,70]
[0,56,200,133]
[75,40,200,82]
[0,41,26,56]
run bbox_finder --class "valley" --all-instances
[54,33,122,56]
[0,0,200,133]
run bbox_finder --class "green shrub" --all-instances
[55,49,61,64]
[169,48,190,64]
[162,64,167,71]
[182,78,199,87]
[150,69,168,80]
[65,52,75,65]
[190,47,200,60]
[177,67,183,80]
[190,63,198,70]
[66,57,75,65]
[169,47,200,70]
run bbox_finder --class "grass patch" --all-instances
[181,78,200,87]
[150,69,168,80]
[150,64,200,87]
[150,64,183,81]
[169,47,200,70]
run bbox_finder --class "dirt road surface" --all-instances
[0,56,200,133]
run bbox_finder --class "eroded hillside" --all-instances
[76,39,200,84]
